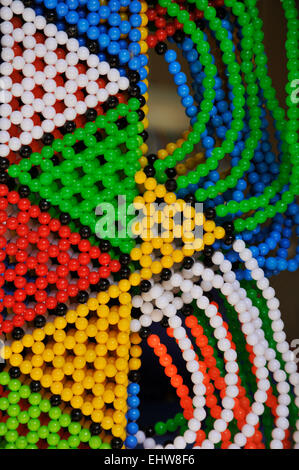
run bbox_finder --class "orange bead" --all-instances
[147,334,160,348]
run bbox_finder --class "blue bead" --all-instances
[125,436,137,449]
[127,422,138,435]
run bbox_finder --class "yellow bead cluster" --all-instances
[1,285,141,440]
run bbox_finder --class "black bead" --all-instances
[79,226,91,239]
[0,157,9,170]
[30,381,41,393]
[50,395,61,407]
[20,145,32,158]
[203,245,214,258]
[18,185,30,198]
[96,278,110,292]
[137,109,145,121]
[77,290,88,304]
[161,268,171,281]
[29,166,39,179]
[182,305,193,317]
[119,253,130,265]
[55,303,67,316]
[86,39,99,54]
[23,0,34,7]
[205,207,216,220]
[173,30,185,43]
[51,155,60,166]
[66,24,78,38]
[131,308,141,319]
[144,165,155,177]
[45,9,57,23]
[108,55,119,68]
[140,280,151,292]
[106,96,118,109]
[119,267,130,279]
[64,121,76,134]
[155,41,168,55]
[137,95,146,107]
[203,256,214,268]
[90,422,102,435]
[12,327,24,340]
[7,178,16,191]
[71,409,82,422]
[39,199,51,212]
[99,239,111,253]
[184,193,196,205]
[128,370,141,383]
[34,315,46,328]
[128,85,140,97]
[183,257,194,270]
[165,179,177,192]
[111,437,123,449]
[145,426,155,437]
[147,154,157,165]
[95,130,103,141]
[59,213,71,225]
[42,133,54,145]
[0,171,8,184]
[216,7,227,20]
[139,327,150,339]
[160,317,169,328]
[165,167,176,178]
[85,108,97,122]
[116,117,127,130]
[128,70,140,84]
[195,18,206,30]
[9,367,21,378]
[223,221,234,234]
[140,130,149,142]
[224,235,235,246]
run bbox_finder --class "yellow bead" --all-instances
[91,410,103,423]
[103,390,115,403]
[54,317,67,330]
[82,402,93,416]
[144,177,157,191]
[129,358,141,370]
[11,340,23,354]
[118,279,130,292]
[40,374,52,388]
[129,272,141,286]
[214,226,225,239]
[71,396,83,410]
[31,368,43,381]
[130,345,142,358]
[20,360,32,374]
[32,328,45,342]
[32,355,43,368]
[119,292,131,304]
[204,220,216,232]
[61,388,73,402]
[135,170,146,184]
[53,329,66,343]
[203,232,215,245]
[151,260,162,274]
[10,353,23,367]
[102,416,113,430]
[22,334,34,348]
[65,310,77,324]
[53,342,65,356]
[87,298,98,311]
[97,291,110,304]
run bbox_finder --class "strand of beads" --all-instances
[0,372,113,449]
[129,242,298,448]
